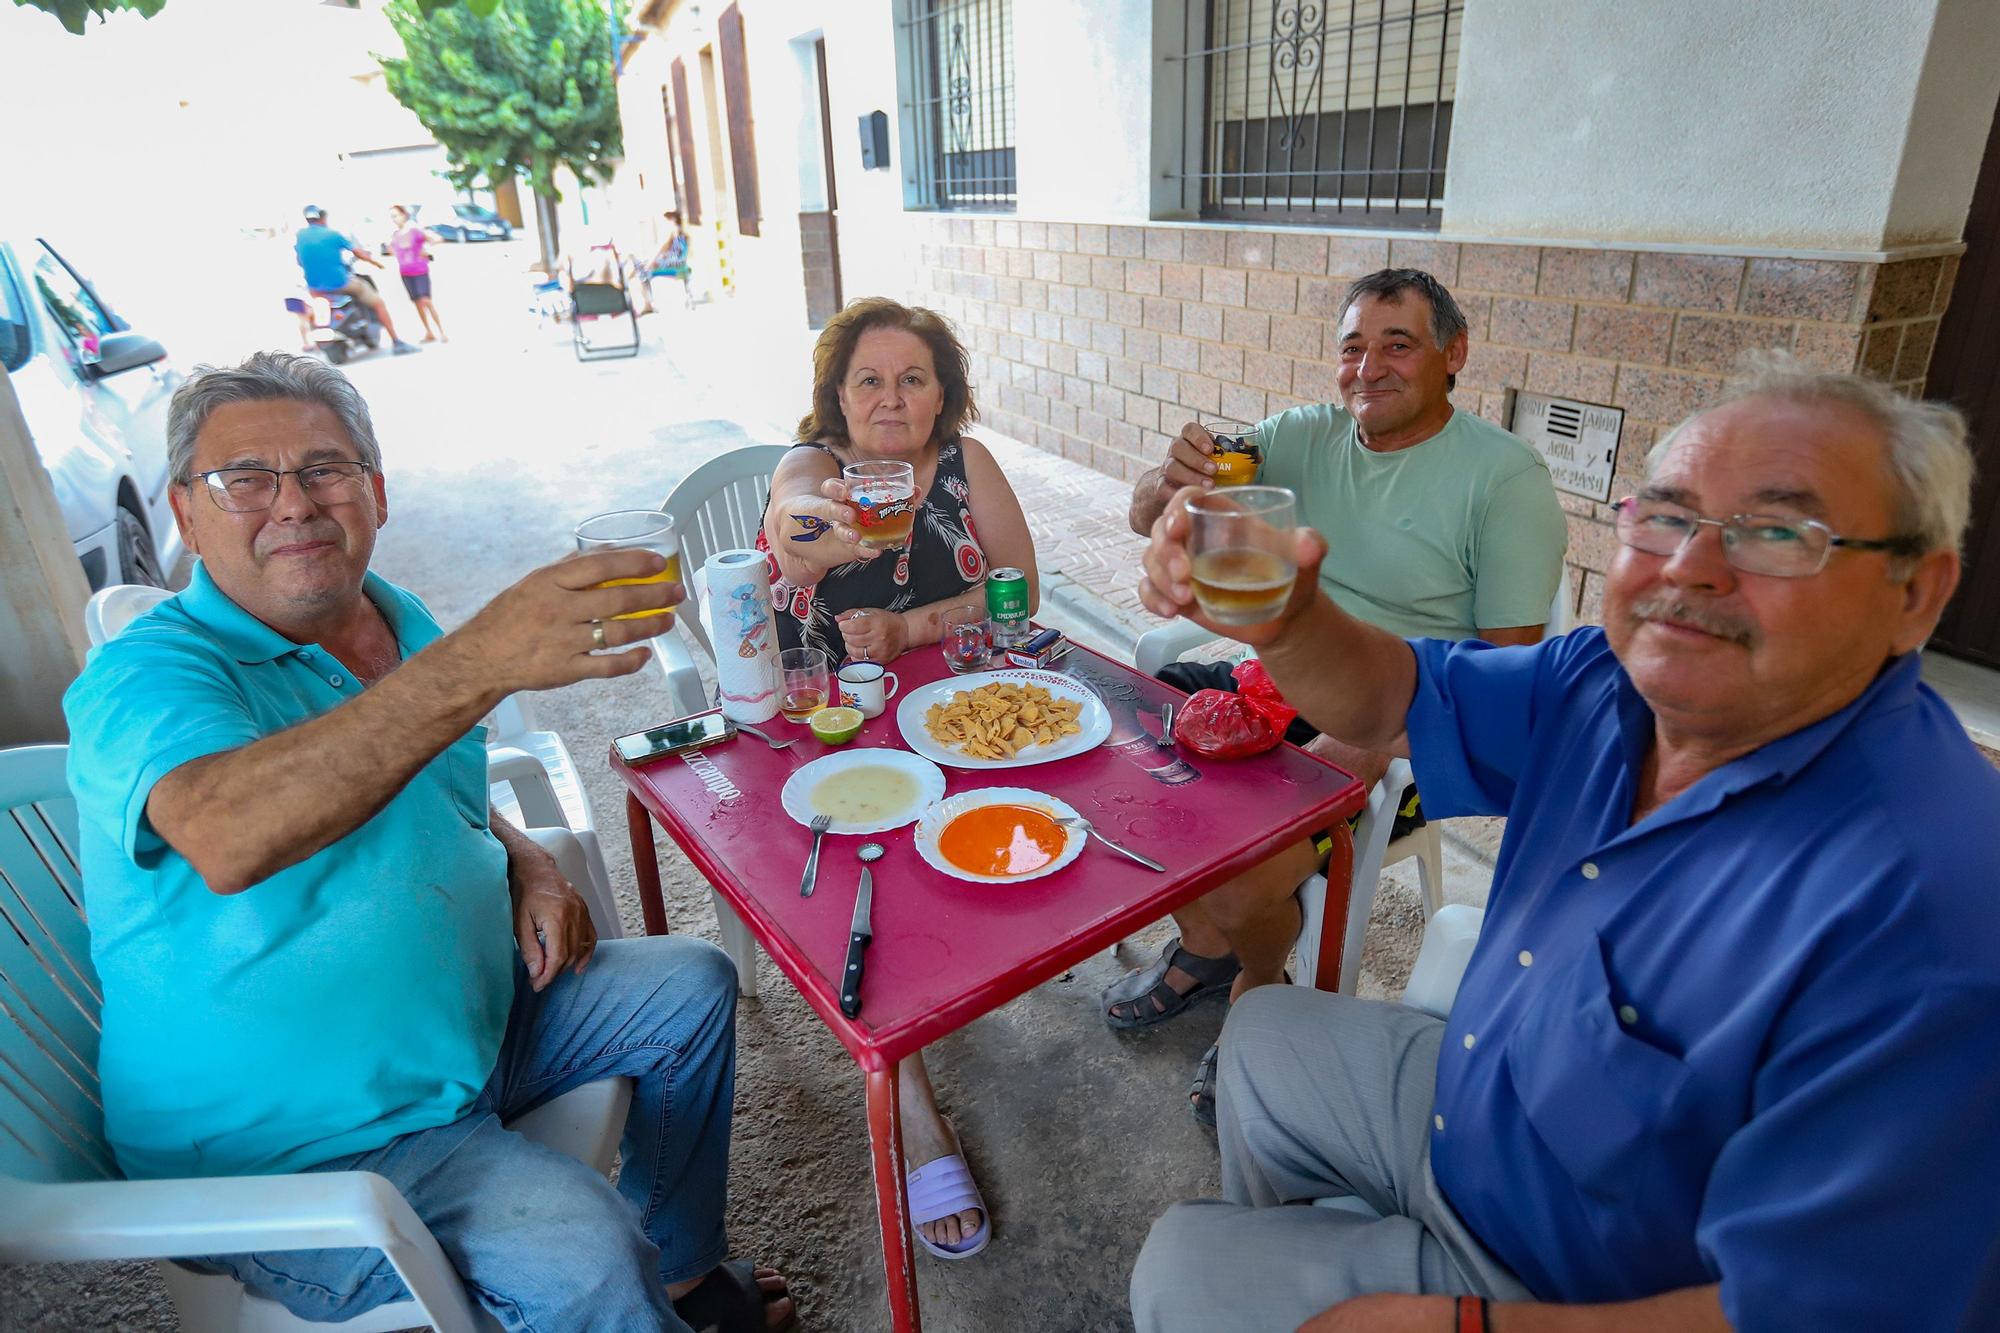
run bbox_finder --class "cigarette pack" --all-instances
[1003,627,1065,669]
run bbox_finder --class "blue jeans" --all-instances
[185,935,737,1332]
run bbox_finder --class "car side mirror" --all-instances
[85,331,168,378]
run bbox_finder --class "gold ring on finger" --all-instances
[591,619,607,650]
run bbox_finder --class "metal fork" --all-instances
[1155,702,1177,750]
[733,719,795,750]
[799,814,832,896]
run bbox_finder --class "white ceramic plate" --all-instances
[894,669,1112,770]
[913,787,1085,885]
[779,748,947,836]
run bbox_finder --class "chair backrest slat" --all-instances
[0,746,115,1184]
[662,445,790,664]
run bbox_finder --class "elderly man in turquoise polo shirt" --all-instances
[63,352,795,1333]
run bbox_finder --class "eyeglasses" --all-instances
[194,461,372,513]
[1611,496,1925,578]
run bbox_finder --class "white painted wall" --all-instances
[1011,0,1156,222]
[1443,0,2000,250]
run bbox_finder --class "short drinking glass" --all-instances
[574,510,681,620]
[1186,485,1297,626]
[843,460,918,550]
[939,606,989,674]
[778,647,833,723]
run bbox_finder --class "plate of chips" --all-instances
[894,670,1111,770]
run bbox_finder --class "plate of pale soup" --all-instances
[780,749,948,836]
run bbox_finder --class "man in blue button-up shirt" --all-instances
[63,353,795,1332]
[1128,357,2000,1333]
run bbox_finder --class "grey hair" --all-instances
[1647,350,1974,575]
[1336,268,1470,388]
[166,351,382,485]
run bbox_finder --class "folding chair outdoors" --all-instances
[568,246,641,362]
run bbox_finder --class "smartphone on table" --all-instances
[615,709,737,764]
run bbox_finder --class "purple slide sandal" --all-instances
[906,1150,992,1260]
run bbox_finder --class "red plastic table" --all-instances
[614,640,1365,1332]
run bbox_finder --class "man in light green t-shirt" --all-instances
[1113,269,1568,1123]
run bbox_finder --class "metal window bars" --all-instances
[900,0,1017,212]
[1169,0,1465,228]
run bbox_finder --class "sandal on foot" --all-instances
[907,1147,992,1260]
[1190,1040,1221,1128]
[1101,937,1241,1031]
[671,1258,797,1333]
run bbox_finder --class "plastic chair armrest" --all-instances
[1133,618,1222,676]
[487,745,568,830]
[653,622,708,718]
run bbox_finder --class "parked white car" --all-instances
[0,236,182,588]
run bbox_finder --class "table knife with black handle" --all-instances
[839,864,873,1019]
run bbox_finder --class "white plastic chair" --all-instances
[1133,568,1573,994]
[83,582,172,646]
[645,445,792,997]
[86,582,621,936]
[654,443,793,716]
[0,743,632,1333]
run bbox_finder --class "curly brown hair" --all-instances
[796,297,976,448]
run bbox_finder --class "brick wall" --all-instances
[904,215,1961,625]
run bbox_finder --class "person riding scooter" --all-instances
[293,205,418,357]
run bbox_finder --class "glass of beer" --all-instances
[843,460,918,550]
[574,510,681,620]
[1201,422,1263,487]
[1186,486,1297,626]
[778,647,833,722]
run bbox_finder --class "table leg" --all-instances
[1313,819,1355,994]
[865,1063,922,1333]
[625,791,670,937]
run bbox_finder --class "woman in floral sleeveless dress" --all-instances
[761,299,1038,1260]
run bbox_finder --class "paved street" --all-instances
[9,242,1493,1332]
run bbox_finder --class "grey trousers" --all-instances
[1130,987,1532,1333]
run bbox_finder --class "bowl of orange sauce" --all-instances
[914,787,1086,884]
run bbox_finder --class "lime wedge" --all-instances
[809,706,865,745]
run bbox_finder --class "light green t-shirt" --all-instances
[1254,402,1568,640]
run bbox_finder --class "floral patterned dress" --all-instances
[760,440,989,663]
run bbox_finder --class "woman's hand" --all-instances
[773,478,880,571]
[837,607,909,662]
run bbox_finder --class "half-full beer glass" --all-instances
[843,460,918,549]
[1186,486,1297,625]
[574,509,680,621]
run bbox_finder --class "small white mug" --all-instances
[837,660,900,718]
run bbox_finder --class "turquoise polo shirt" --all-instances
[63,562,514,1180]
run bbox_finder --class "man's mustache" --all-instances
[1628,592,1758,648]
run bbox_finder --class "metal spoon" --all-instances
[840,842,884,1019]
[1054,815,1166,872]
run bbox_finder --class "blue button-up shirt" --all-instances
[64,562,514,1180]
[1407,627,2000,1331]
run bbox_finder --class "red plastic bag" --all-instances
[1171,660,1300,759]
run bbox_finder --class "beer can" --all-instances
[986,567,1031,648]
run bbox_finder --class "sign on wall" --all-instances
[1508,391,1625,503]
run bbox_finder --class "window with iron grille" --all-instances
[1169,0,1465,228]
[897,0,1016,211]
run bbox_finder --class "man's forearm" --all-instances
[149,639,501,893]
[1129,467,1174,536]
[1489,1283,1728,1333]
[1257,594,1419,755]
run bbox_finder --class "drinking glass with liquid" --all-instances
[574,510,680,644]
[1186,486,1298,626]
[939,606,989,674]
[778,647,833,722]
[843,460,918,550]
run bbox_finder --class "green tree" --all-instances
[379,0,623,268]
[15,0,165,37]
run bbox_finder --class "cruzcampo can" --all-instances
[986,567,1031,649]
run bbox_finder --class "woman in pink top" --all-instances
[390,205,446,343]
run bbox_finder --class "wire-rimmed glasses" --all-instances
[1610,496,1925,578]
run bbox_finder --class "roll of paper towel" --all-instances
[702,549,781,724]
